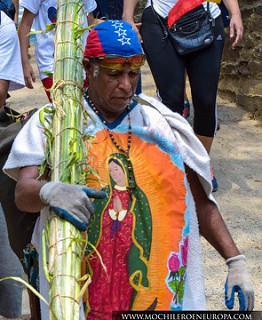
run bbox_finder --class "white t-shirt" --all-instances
[0,12,25,90]
[20,0,97,79]
[146,0,221,20]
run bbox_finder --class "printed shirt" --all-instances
[4,95,215,317]
[20,0,97,79]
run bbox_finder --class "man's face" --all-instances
[87,62,140,122]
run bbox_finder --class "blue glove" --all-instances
[225,255,254,311]
[39,182,106,231]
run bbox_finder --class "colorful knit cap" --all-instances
[84,20,143,59]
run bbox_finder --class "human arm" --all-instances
[12,0,19,24]
[18,9,36,88]
[222,0,243,49]
[186,166,239,258]
[15,166,106,231]
[16,166,45,213]
[122,0,142,41]
[186,166,254,310]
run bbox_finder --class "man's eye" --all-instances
[129,71,139,78]
[109,70,120,76]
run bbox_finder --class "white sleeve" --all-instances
[3,109,46,181]
[83,0,97,14]
[20,0,42,15]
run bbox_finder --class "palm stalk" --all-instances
[43,1,87,319]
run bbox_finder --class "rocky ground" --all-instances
[0,57,261,319]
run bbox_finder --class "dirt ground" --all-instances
[1,56,261,319]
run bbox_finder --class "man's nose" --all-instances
[118,74,132,92]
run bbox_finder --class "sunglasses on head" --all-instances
[90,54,145,71]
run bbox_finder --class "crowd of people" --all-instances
[0,0,254,319]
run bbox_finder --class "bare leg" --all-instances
[197,135,213,154]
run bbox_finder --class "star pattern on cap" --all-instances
[118,37,131,46]
[111,20,131,46]
[111,21,123,29]
[114,28,127,38]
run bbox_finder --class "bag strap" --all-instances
[150,0,169,39]
[150,0,211,36]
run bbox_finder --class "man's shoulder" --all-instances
[134,93,162,109]
[134,93,180,125]
[134,93,172,116]
[134,93,200,146]
[133,94,177,137]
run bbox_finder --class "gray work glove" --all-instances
[40,182,106,231]
[225,254,254,311]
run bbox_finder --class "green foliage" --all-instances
[43,1,91,319]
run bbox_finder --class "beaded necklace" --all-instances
[84,91,135,190]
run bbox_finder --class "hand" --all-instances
[229,13,243,49]
[123,17,142,42]
[39,182,106,231]
[23,62,36,89]
[225,255,254,311]
[113,195,123,212]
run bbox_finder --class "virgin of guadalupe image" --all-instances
[85,153,153,318]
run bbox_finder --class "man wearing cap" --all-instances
[4,20,254,318]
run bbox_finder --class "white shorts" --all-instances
[0,11,25,90]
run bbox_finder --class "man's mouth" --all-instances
[113,96,131,100]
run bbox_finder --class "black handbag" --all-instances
[151,0,215,55]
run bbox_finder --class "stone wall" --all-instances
[219,0,262,118]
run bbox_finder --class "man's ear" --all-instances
[83,58,91,72]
